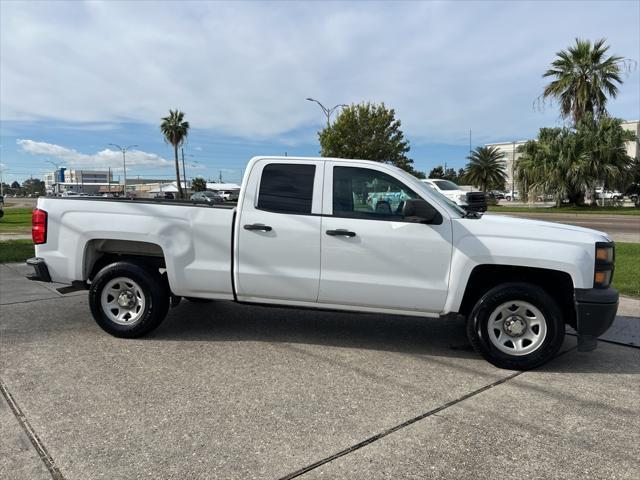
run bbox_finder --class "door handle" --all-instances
[244,223,273,232]
[326,229,356,237]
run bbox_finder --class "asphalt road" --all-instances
[491,211,640,243]
[1,262,639,480]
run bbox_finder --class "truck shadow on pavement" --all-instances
[154,300,474,359]
[149,300,640,374]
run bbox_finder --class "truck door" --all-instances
[235,159,323,303]
[319,163,452,313]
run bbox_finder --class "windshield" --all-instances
[203,191,219,197]
[431,179,460,191]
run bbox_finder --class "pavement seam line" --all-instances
[0,379,66,480]
[277,370,523,480]
[0,295,74,306]
[280,346,577,480]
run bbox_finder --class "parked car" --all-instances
[596,188,622,200]
[213,189,240,202]
[422,179,487,212]
[504,191,519,201]
[190,190,224,204]
[27,156,618,370]
[489,191,505,200]
[153,192,175,200]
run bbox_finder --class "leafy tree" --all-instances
[464,146,507,192]
[428,166,445,179]
[427,166,465,184]
[22,178,45,196]
[191,177,207,192]
[160,109,190,199]
[542,38,624,125]
[319,102,420,176]
[11,181,20,189]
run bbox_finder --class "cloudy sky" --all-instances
[1,0,639,184]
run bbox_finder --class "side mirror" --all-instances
[402,199,440,224]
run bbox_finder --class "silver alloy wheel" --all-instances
[487,300,547,356]
[100,277,146,326]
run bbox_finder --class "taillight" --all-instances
[32,209,47,244]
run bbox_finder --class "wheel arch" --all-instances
[457,264,576,327]
[84,239,167,284]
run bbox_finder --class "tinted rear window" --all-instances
[257,163,316,214]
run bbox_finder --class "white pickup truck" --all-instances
[27,156,618,369]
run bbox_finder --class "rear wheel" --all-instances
[466,283,565,370]
[89,261,170,338]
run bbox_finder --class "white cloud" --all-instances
[17,139,171,170]
[1,1,638,143]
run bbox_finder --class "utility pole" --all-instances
[512,140,516,198]
[469,129,472,155]
[306,98,348,127]
[108,167,111,194]
[181,148,187,196]
[109,144,138,196]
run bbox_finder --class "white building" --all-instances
[486,120,639,194]
[45,168,115,195]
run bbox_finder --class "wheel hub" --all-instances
[503,316,527,337]
[117,290,137,309]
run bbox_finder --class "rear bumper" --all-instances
[574,288,618,352]
[26,257,52,282]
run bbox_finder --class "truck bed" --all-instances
[35,197,236,300]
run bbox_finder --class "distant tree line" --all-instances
[2,178,46,197]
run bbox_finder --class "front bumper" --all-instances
[574,287,618,352]
[26,257,52,282]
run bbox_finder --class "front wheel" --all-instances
[89,261,170,338]
[466,283,565,370]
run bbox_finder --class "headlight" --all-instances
[594,242,615,288]
[458,194,468,202]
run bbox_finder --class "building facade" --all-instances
[45,168,114,195]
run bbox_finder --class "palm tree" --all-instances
[516,128,587,206]
[577,114,635,204]
[464,146,507,192]
[160,109,190,199]
[542,38,624,125]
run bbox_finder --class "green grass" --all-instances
[488,205,640,215]
[613,243,640,298]
[0,207,33,233]
[0,239,34,262]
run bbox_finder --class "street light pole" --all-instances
[181,148,196,196]
[306,98,348,127]
[108,144,138,196]
[46,160,61,195]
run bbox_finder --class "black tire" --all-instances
[89,261,170,338]
[466,282,565,370]
[184,297,214,303]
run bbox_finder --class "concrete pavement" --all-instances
[1,263,638,479]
